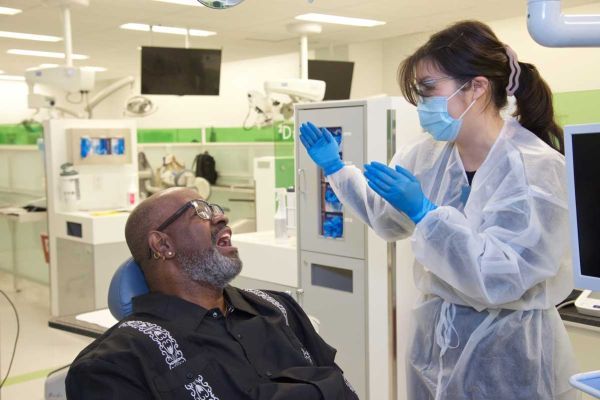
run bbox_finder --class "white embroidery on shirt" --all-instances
[119,320,186,369]
[185,374,220,400]
[301,347,314,365]
[242,289,289,326]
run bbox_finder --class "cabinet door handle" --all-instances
[297,169,306,194]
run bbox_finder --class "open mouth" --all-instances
[215,227,234,250]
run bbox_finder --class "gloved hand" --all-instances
[299,121,344,176]
[363,161,437,224]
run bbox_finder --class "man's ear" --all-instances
[148,231,176,259]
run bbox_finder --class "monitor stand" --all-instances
[575,290,600,318]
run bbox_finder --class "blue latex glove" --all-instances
[363,161,437,224]
[298,121,344,176]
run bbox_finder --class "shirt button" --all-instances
[212,311,218,318]
[265,371,273,377]
[236,333,243,340]
[186,373,194,379]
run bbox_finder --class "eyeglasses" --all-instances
[156,199,224,232]
[149,199,224,260]
[415,76,453,97]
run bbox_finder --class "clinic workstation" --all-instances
[0,0,600,399]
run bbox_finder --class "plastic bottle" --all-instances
[59,163,80,212]
[274,188,288,241]
[126,174,137,209]
[285,186,296,237]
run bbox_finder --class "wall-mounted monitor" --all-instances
[141,46,221,96]
[308,60,354,100]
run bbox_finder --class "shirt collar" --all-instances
[132,292,210,331]
[131,287,259,330]
[224,286,259,317]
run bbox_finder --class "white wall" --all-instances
[92,51,304,128]
[348,41,385,98]
[0,51,303,127]
[3,2,600,127]
[381,2,600,96]
[0,80,34,124]
[0,42,388,127]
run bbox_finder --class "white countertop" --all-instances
[233,230,298,288]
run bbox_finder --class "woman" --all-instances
[299,20,577,400]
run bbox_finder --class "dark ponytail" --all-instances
[398,20,564,154]
[513,62,564,153]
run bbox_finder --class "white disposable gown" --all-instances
[327,118,578,400]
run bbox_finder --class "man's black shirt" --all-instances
[66,287,358,399]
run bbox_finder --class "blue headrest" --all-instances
[108,258,150,320]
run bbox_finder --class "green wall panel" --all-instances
[553,89,600,126]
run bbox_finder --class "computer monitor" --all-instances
[565,123,600,316]
[308,60,354,100]
[141,46,221,96]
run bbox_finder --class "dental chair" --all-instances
[107,258,149,320]
[44,258,148,400]
[45,258,318,400]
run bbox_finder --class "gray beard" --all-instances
[178,245,242,289]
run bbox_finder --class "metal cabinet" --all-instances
[296,105,366,260]
[299,250,367,399]
[56,238,130,315]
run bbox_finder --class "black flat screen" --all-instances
[141,47,221,96]
[572,133,600,278]
[308,60,354,100]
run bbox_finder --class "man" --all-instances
[66,187,358,399]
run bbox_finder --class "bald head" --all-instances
[125,187,201,269]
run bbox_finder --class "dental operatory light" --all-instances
[120,23,216,37]
[0,6,22,15]
[0,31,62,42]
[295,13,385,27]
[7,49,89,60]
[197,0,244,9]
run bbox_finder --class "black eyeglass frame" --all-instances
[156,199,224,232]
[148,199,224,259]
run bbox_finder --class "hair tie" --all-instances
[505,45,521,97]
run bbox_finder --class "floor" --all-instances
[0,272,93,400]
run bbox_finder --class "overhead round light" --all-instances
[197,0,244,9]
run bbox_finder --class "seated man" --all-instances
[66,187,358,399]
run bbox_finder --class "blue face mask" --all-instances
[417,81,477,142]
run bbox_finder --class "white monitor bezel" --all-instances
[565,123,600,292]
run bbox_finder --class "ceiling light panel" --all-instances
[0,31,62,42]
[0,6,22,15]
[7,49,89,60]
[121,23,215,37]
[152,25,188,35]
[189,29,216,37]
[120,23,151,32]
[295,13,385,27]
